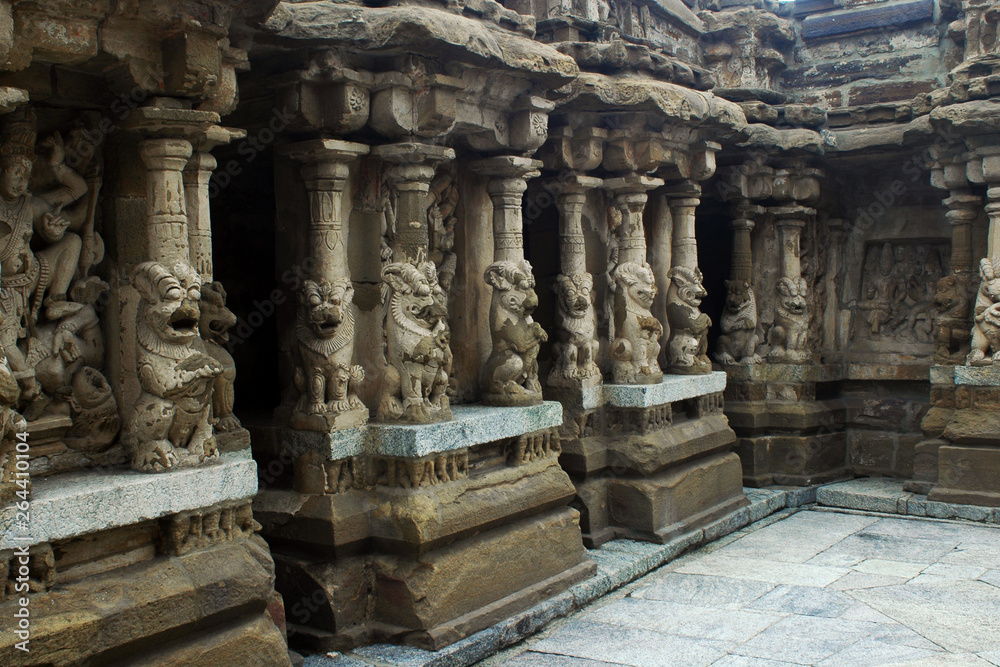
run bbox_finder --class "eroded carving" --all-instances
[968,257,1000,366]
[483,259,547,405]
[375,450,469,488]
[610,261,662,384]
[934,274,973,364]
[715,279,761,365]
[292,278,367,431]
[379,261,452,422]
[548,272,600,388]
[666,266,711,375]
[769,277,811,364]
[126,262,222,472]
[199,282,248,444]
[160,502,259,556]
[506,429,560,465]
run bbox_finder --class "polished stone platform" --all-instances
[0,450,257,550]
[253,402,564,461]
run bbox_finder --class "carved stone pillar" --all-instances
[606,173,663,384]
[715,202,763,365]
[181,127,247,448]
[822,218,848,359]
[664,181,712,375]
[933,191,981,364]
[768,206,813,364]
[373,142,455,422]
[548,174,603,389]
[124,128,224,472]
[281,139,370,431]
[472,156,546,406]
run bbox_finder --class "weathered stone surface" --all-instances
[0,451,256,550]
[800,0,933,40]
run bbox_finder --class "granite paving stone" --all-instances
[632,573,776,609]
[528,620,729,667]
[491,505,1000,667]
[745,584,856,618]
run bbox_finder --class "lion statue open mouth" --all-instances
[125,261,223,472]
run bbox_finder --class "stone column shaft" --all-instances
[668,190,701,271]
[183,152,215,281]
[280,139,371,431]
[548,173,603,390]
[729,204,757,283]
[139,138,193,266]
[472,156,546,405]
[944,191,981,274]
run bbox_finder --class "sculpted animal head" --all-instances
[980,258,1000,302]
[300,278,354,339]
[199,282,237,345]
[668,266,707,309]
[614,262,657,309]
[935,274,969,318]
[554,273,593,319]
[134,261,203,344]
[776,277,809,316]
[485,259,538,317]
[383,261,442,325]
[724,280,753,313]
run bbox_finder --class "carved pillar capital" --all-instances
[605,173,664,266]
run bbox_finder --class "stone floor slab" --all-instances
[745,584,855,618]
[584,598,783,644]
[675,553,849,587]
[632,573,776,610]
[529,621,729,667]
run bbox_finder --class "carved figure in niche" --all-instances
[967,257,1000,366]
[0,110,103,411]
[427,170,459,296]
[933,273,972,364]
[715,279,761,365]
[665,266,711,374]
[379,260,452,422]
[609,261,661,383]
[858,243,898,337]
[126,262,222,472]
[199,282,248,439]
[27,278,119,450]
[483,259,547,404]
[549,272,600,387]
[291,278,366,430]
[769,276,811,363]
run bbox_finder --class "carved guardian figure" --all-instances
[666,266,711,375]
[611,262,662,383]
[548,272,600,388]
[483,259,547,405]
[715,279,762,365]
[126,262,223,472]
[379,261,452,422]
[967,258,1000,366]
[933,274,972,364]
[292,278,367,430]
[769,276,811,364]
[199,282,252,441]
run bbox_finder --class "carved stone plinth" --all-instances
[556,373,746,547]
[249,403,593,651]
[915,365,1000,507]
[724,364,849,486]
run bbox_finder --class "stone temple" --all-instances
[0,0,999,664]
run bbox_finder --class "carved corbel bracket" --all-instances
[370,71,465,140]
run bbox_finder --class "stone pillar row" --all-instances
[271,142,721,434]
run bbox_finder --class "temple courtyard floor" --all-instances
[483,508,1000,667]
